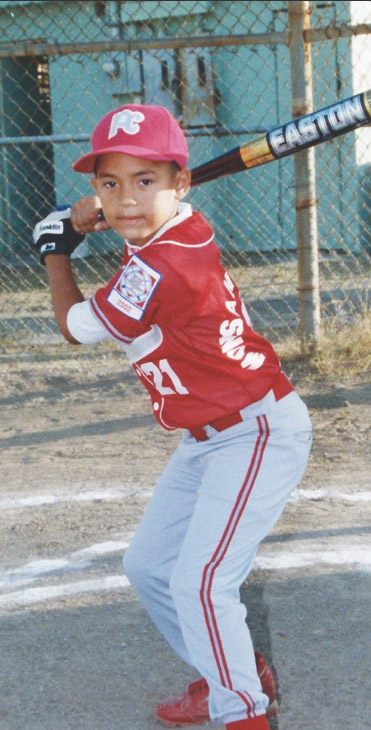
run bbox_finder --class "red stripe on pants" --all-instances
[200,415,270,719]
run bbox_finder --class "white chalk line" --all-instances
[0,539,130,589]
[1,539,370,610]
[0,575,131,609]
[255,544,371,571]
[289,489,371,503]
[0,487,154,510]
[1,487,370,511]
[1,487,370,610]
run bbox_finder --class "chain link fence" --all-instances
[0,0,370,352]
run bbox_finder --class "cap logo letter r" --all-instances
[108,109,145,139]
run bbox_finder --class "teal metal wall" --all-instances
[0,0,365,258]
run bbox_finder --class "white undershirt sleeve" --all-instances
[67,300,109,344]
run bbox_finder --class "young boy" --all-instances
[32,104,312,730]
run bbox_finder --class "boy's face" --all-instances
[91,153,191,246]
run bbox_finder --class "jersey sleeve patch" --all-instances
[106,255,162,321]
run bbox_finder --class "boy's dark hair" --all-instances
[169,160,182,175]
[94,156,182,176]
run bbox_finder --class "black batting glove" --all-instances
[33,208,85,265]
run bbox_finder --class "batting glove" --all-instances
[33,208,85,265]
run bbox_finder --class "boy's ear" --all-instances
[175,168,192,199]
[90,177,98,193]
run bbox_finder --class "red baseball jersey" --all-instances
[70,204,282,430]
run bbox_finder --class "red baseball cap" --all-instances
[73,104,188,173]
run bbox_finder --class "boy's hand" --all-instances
[70,196,111,233]
[33,208,85,265]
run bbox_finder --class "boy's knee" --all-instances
[123,542,168,593]
[123,544,147,588]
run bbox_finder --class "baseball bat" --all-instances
[190,89,371,186]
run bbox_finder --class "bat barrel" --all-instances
[190,146,245,186]
[190,89,371,187]
[266,89,371,161]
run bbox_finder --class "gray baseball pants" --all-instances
[123,390,312,725]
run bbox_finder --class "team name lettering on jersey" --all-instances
[107,255,162,321]
[219,273,265,370]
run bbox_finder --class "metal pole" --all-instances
[0,22,368,59]
[288,0,321,354]
[0,31,290,59]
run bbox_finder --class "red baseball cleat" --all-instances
[156,677,209,728]
[254,652,278,718]
[155,652,278,727]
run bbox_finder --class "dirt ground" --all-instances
[1,340,370,730]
